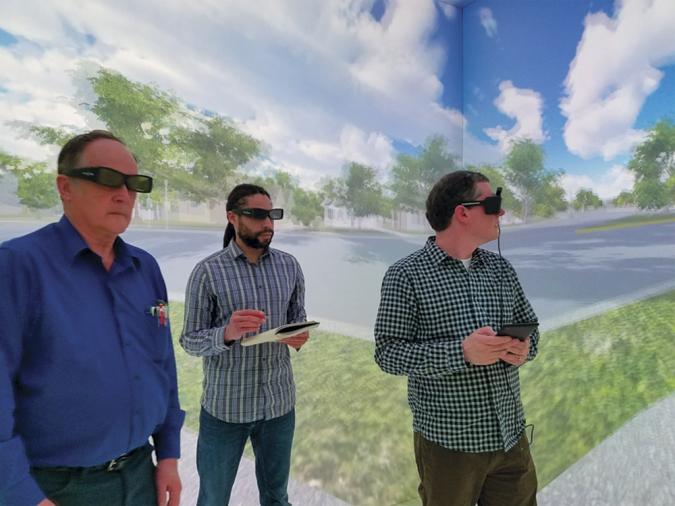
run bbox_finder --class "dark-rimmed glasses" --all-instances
[459,187,502,215]
[234,208,284,220]
[63,167,153,193]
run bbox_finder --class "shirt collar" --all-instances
[56,215,139,268]
[225,239,271,263]
[424,236,486,268]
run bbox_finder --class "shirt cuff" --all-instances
[3,475,46,506]
[210,326,232,353]
[447,340,469,373]
[153,410,185,460]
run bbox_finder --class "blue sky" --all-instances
[460,0,675,198]
[0,0,673,200]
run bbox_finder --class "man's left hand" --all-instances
[500,338,530,366]
[280,331,310,351]
[156,458,181,506]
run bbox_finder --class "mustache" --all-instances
[257,229,274,235]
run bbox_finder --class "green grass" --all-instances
[576,212,675,233]
[170,290,675,505]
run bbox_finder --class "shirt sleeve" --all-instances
[286,260,306,324]
[0,248,47,506]
[506,261,540,361]
[179,262,231,357]
[374,264,468,378]
[152,263,185,460]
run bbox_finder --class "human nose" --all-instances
[112,184,134,202]
[498,208,505,217]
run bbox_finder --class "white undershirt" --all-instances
[460,257,471,270]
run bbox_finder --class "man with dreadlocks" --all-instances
[180,183,308,506]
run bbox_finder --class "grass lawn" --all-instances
[170,290,675,505]
[576,212,675,233]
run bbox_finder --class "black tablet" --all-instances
[496,322,539,341]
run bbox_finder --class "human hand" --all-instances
[155,458,181,506]
[280,331,310,351]
[224,310,266,342]
[37,500,56,506]
[462,327,513,365]
[499,337,530,367]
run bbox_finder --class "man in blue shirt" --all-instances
[0,130,185,506]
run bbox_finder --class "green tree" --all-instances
[171,116,261,203]
[327,162,390,220]
[612,191,634,207]
[533,172,568,217]
[14,162,59,210]
[504,140,568,221]
[504,139,546,222]
[390,135,459,210]
[1,151,59,210]
[572,188,603,211]
[0,151,22,174]
[633,179,670,209]
[628,119,675,209]
[291,187,324,227]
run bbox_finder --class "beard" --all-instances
[238,226,274,249]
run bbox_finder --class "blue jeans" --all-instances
[196,407,295,506]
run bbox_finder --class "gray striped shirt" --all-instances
[180,241,306,423]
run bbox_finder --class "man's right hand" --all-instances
[224,309,266,342]
[38,499,56,506]
[462,327,513,365]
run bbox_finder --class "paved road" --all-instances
[3,211,673,337]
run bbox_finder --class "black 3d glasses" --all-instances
[459,187,503,215]
[235,208,284,220]
[64,166,153,193]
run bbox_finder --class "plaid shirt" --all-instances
[375,237,539,452]
[180,241,305,423]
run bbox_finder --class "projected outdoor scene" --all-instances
[1,1,673,505]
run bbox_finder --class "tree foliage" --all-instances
[1,150,59,210]
[325,162,390,219]
[291,187,324,226]
[628,119,675,209]
[572,188,603,211]
[390,135,459,211]
[504,139,568,221]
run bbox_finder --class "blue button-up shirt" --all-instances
[0,216,185,506]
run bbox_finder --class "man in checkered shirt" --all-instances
[375,170,539,506]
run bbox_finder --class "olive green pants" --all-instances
[414,432,537,506]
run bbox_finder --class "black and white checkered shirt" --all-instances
[375,237,539,452]
[180,241,305,423]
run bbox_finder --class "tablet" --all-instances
[496,322,538,341]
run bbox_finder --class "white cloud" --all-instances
[560,0,675,160]
[559,165,635,201]
[0,0,465,187]
[439,3,457,20]
[479,7,497,38]
[484,80,546,154]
